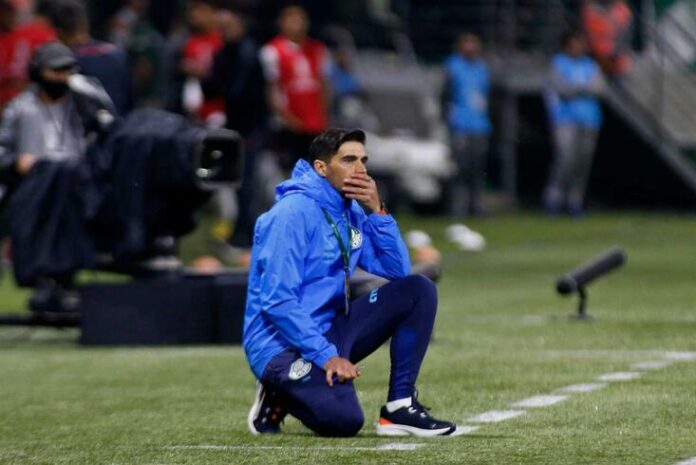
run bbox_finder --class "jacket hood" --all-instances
[275,159,348,214]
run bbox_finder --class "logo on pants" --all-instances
[288,358,312,380]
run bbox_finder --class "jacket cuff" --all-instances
[312,345,339,371]
[367,211,395,225]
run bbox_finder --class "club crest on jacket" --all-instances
[350,226,362,250]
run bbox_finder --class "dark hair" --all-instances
[34,0,57,18]
[308,128,366,163]
[456,31,479,42]
[50,0,88,37]
[278,1,307,16]
[0,0,13,10]
[561,29,585,47]
[190,0,223,8]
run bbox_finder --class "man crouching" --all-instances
[244,128,457,437]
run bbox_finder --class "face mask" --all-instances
[38,78,70,100]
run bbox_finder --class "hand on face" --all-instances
[316,140,382,213]
[342,172,381,213]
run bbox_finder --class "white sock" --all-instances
[386,397,412,413]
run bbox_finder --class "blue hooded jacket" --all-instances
[243,159,411,379]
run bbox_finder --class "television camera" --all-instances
[0,77,245,341]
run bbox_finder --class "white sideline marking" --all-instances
[596,372,642,382]
[631,360,672,370]
[375,443,424,451]
[169,443,425,452]
[674,457,696,465]
[450,425,480,436]
[663,352,696,361]
[467,410,526,423]
[512,395,569,408]
[557,383,607,393]
[544,350,695,359]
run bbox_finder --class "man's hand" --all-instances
[323,356,361,387]
[16,153,37,175]
[343,172,381,213]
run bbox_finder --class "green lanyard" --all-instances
[321,208,351,315]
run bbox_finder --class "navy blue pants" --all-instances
[259,274,438,437]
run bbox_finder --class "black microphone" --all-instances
[556,247,626,295]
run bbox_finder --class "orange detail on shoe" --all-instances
[378,417,393,425]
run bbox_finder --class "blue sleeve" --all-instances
[358,213,411,279]
[257,205,338,369]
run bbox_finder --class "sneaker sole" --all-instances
[247,382,265,435]
[376,422,456,437]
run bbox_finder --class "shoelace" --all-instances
[406,391,433,419]
[412,390,431,411]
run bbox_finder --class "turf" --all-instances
[1,211,695,465]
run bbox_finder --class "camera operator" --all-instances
[0,42,114,312]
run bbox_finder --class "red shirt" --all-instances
[0,20,56,108]
[262,36,328,134]
[182,31,224,120]
[582,1,632,57]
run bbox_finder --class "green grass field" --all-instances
[1,211,695,465]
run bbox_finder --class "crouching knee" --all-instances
[399,274,438,310]
[403,274,437,297]
[315,409,364,437]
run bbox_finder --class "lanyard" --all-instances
[321,208,351,314]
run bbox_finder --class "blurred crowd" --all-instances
[0,0,635,283]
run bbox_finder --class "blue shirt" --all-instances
[547,53,602,128]
[243,160,411,379]
[329,64,361,98]
[444,54,491,134]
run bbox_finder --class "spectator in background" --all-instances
[0,0,56,111]
[329,47,360,102]
[0,0,21,110]
[441,32,491,217]
[582,0,633,78]
[0,42,114,311]
[203,5,267,261]
[109,0,163,107]
[327,46,377,131]
[204,6,265,139]
[160,13,188,114]
[260,3,330,174]
[543,31,603,217]
[51,0,133,116]
[179,0,223,125]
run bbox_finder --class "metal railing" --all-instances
[623,7,696,149]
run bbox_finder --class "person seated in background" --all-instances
[543,31,603,217]
[441,32,491,217]
[244,128,458,437]
[0,42,114,311]
[50,0,132,116]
